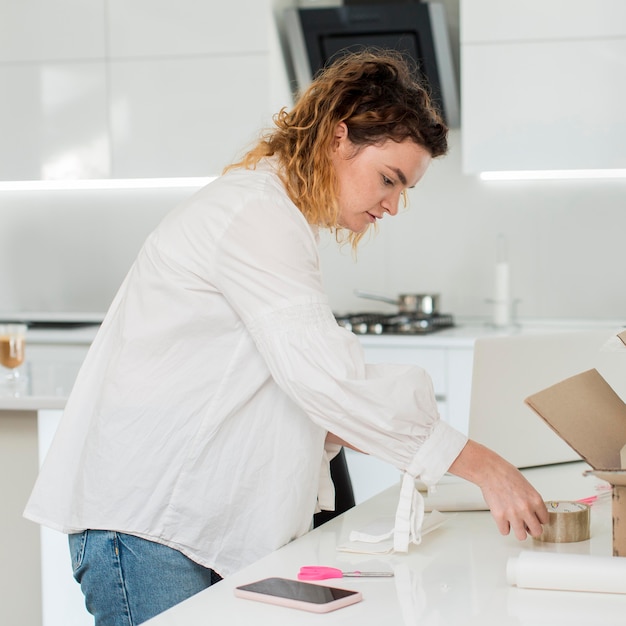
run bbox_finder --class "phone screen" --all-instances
[236,577,357,604]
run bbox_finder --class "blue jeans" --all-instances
[69,530,222,626]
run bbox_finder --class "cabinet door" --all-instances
[107,0,269,58]
[361,345,446,396]
[0,62,109,181]
[346,344,448,504]
[446,348,473,435]
[107,0,277,178]
[38,411,93,626]
[460,0,626,173]
[344,448,401,504]
[461,0,626,42]
[462,38,626,172]
[0,0,281,182]
[109,55,273,178]
[26,343,90,397]
[0,0,104,63]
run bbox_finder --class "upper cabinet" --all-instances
[0,0,108,180]
[0,0,290,181]
[460,0,626,174]
[0,0,105,62]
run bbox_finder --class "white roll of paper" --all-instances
[492,261,511,327]
[507,551,626,594]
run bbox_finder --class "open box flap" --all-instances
[619,330,626,347]
[525,369,626,470]
[584,469,626,487]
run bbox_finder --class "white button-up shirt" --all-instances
[25,160,467,577]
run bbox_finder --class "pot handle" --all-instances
[354,290,399,306]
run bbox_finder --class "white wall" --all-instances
[314,0,626,323]
[318,128,626,322]
[1,0,624,324]
[0,187,188,315]
[0,0,294,318]
[3,128,624,322]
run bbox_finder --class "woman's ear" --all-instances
[332,122,348,150]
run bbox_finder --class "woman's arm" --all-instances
[448,439,549,540]
[325,431,364,453]
[328,432,547,540]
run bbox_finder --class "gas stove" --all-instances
[334,312,455,335]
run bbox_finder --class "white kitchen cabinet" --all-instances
[107,0,269,58]
[109,55,272,178]
[460,0,626,173]
[0,0,287,182]
[26,343,91,397]
[0,0,107,180]
[106,0,277,177]
[0,0,104,63]
[359,338,475,427]
[0,62,109,181]
[345,337,475,504]
[446,347,474,435]
[0,333,93,626]
[38,410,92,626]
[361,343,448,415]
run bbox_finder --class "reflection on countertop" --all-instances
[0,360,82,410]
[0,329,96,410]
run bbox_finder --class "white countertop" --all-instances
[1,318,622,411]
[357,317,625,348]
[147,462,626,626]
[0,326,96,410]
[143,461,624,626]
[13,316,626,347]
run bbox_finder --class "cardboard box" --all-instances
[525,367,626,556]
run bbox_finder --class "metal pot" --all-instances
[355,290,440,315]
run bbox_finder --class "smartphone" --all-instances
[234,576,362,613]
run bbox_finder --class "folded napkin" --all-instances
[338,471,455,555]
[338,510,453,554]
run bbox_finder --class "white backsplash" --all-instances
[1,130,625,322]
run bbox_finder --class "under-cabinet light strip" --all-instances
[3,170,625,189]
[480,169,626,181]
[0,177,217,191]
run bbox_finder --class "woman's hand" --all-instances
[448,439,548,540]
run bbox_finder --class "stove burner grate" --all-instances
[334,312,455,335]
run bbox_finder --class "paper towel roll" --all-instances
[507,551,626,594]
[492,261,511,327]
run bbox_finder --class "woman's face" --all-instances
[330,123,432,233]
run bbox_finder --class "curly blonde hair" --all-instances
[224,49,448,247]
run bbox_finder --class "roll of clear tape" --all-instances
[507,551,626,594]
[535,501,590,543]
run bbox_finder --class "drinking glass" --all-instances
[0,323,27,394]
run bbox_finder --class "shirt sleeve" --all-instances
[212,178,467,483]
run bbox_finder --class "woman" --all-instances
[25,51,547,625]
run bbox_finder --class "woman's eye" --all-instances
[382,175,393,186]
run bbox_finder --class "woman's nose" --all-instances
[382,192,402,216]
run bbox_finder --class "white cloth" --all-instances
[338,509,454,554]
[24,160,467,577]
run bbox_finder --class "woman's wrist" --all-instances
[447,439,505,487]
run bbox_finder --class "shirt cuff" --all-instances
[406,421,468,486]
